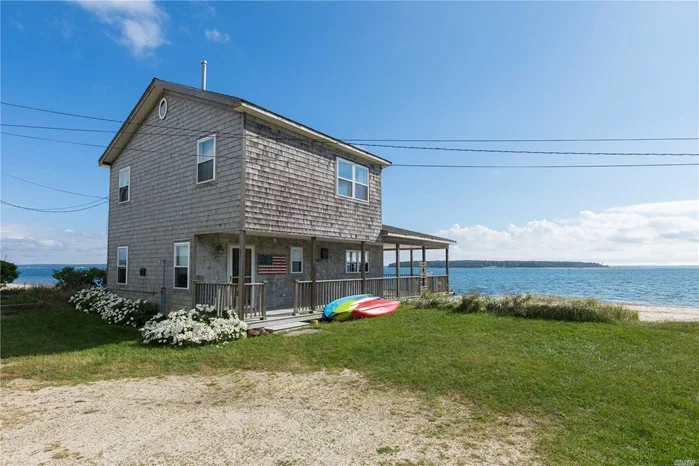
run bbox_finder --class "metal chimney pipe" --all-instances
[201,60,207,90]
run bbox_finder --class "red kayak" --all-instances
[351,298,400,318]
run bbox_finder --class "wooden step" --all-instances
[263,321,310,333]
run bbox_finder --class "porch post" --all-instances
[360,240,366,293]
[421,245,427,290]
[237,229,246,320]
[395,244,401,299]
[410,249,414,276]
[445,246,450,291]
[311,236,317,312]
[191,234,198,307]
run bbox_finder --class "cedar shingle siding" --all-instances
[244,115,383,241]
[107,91,244,310]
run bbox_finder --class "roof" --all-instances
[98,79,392,168]
[381,224,456,248]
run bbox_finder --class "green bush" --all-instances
[413,292,638,322]
[52,267,106,289]
[1,260,20,286]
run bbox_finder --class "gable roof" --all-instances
[98,79,392,168]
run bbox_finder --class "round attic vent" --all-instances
[158,98,168,120]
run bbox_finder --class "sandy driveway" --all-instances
[1,370,537,466]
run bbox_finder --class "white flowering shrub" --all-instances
[69,287,159,327]
[140,305,248,346]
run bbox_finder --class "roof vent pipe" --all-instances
[201,60,207,90]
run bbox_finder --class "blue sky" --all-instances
[1,1,697,265]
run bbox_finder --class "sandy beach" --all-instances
[627,304,699,322]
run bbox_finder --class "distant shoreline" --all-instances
[389,260,607,269]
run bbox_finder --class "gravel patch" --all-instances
[1,371,538,465]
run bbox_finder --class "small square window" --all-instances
[336,158,369,202]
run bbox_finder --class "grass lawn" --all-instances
[2,305,698,465]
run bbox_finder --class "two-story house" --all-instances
[100,76,454,328]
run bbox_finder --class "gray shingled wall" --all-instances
[244,115,383,241]
[196,234,384,309]
[106,91,244,311]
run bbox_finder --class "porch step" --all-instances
[266,308,294,318]
[263,321,311,333]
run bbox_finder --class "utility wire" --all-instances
[391,163,699,168]
[1,199,108,213]
[2,101,698,143]
[3,131,697,158]
[1,172,108,199]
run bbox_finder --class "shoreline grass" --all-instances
[2,306,697,464]
[413,292,639,322]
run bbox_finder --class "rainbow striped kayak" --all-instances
[323,295,401,321]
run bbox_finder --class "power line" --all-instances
[3,131,697,158]
[1,172,108,199]
[391,162,699,168]
[1,199,108,213]
[2,101,698,144]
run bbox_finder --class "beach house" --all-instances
[99,68,454,328]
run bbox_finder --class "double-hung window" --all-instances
[197,136,216,183]
[345,250,369,273]
[173,242,190,289]
[117,246,128,285]
[118,167,130,203]
[290,247,303,274]
[337,158,369,202]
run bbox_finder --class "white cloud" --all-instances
[434,200,699,266]
[75,0,169,57]
[204,28,230,44]
[10,19,25,31]
[0,224,106,264]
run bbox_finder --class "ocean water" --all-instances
[384,266,699,308]
[13,264,698,308]
[13,264,106,286]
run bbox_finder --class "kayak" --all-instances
[323,295,400,321]
[352,298,400,318]
[323,294,373,321]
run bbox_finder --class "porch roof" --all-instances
[380,224,456,249]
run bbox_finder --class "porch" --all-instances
[191,225,455,327]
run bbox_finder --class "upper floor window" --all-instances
[197,136,216,183]
[290,247,303,274]
[117,246,128,285]
[345,250,369,273]
[173,242,190,289]
[337,158,369,202]
[118,167,130,203]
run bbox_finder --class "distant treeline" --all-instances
[389,260,607,269]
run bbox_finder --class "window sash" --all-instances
[337,158,369,202]
[196,136,216,183]
[290,247,303,273]
[118,167,130,203]
[173,242,190,289]
[117,247,128,285]
[345,250,369,273]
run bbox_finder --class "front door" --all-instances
[229,246,255,306]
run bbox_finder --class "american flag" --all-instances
[257,254,287,274]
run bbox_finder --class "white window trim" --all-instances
[336,157,369,203]
[173,242,191,290]
[196,135,216,184]
[290,246,304,274]
[345,249,369,274]
[158,98,168,120]
[116,246,128,285]
[118,166,130,204]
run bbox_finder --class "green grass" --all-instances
[2,306,698,465]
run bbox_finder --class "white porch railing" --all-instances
[194,282,267,320]
[294,275,449,314]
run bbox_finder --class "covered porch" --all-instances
[192,225,455,328]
